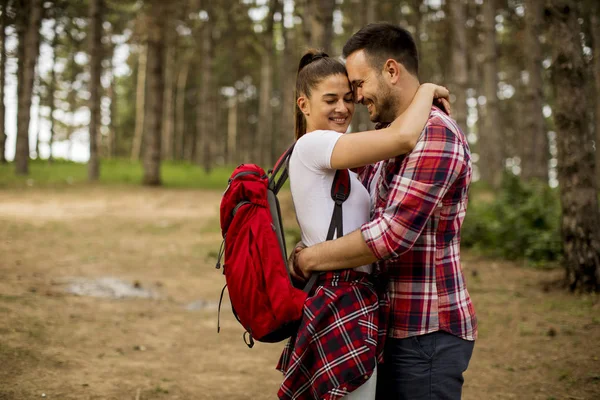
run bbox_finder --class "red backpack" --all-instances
[216,144,350,347]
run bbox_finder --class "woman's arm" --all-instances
[329,83,449,170]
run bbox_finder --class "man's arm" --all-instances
[297,124,467,275]
[296,229,377,274]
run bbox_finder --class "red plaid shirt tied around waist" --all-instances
[277,269,389,400]
[359,106,477,341]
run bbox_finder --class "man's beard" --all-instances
[368,80,399,124]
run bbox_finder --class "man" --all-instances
[294,23,477,399]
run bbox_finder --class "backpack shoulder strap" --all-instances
[302,169,352,294]
[326,169,351,241]
[268,143,295,194]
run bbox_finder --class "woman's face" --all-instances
[299,74,355,134]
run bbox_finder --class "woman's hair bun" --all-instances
[298,49,329,72]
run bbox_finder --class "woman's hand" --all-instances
[421,83,452,117]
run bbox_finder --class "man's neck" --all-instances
[394,77,421,120]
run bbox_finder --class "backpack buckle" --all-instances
[333,193,348,204]
[243,331,255,348]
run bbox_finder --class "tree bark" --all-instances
[175,51,190,161]
[174,52,189,161]
[257,0,276,167]
[142,1,165,185]
[449,0,468,132]
[88,0,103,181]
[591,1,600,188]
[15,0,42,175]
[304,0,335,52]
[161,8,176,161]
[349,0,375,134]
[467,1,484,180]
[316,0,335,53]
[479,0,503,187]
[0,0,7,163]
[131,44,146,161]
[547,0,600,292]
[409,0,423,78]
[48,18,58,163]
[196,10,215,173]
[521,0,549,183]
[277,0,296,157]
[226,95,237,165]
[106,40,117,158]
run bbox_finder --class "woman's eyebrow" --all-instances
[322,93,338,98]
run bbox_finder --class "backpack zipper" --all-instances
[215,235,226,270]
[223,171,262,195]
[230,170,261,183]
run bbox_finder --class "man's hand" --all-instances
[289,242,310,282]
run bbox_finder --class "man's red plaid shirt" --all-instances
[359,106,477,341]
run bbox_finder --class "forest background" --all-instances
[0,0,599,399]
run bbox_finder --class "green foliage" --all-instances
[0,159,234,190]
[462,173,562,266]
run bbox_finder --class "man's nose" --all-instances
[354,88,363,104]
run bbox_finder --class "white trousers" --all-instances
[341,366,377,400]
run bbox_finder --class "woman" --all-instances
[276,50,449,400]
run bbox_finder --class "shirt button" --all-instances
[364,375,369,380]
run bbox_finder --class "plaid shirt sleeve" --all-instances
[360,125,467,260]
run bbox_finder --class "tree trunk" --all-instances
[88,0,102,181]
[48,18,58,163]
[0,0,7,164]
[175,52,190,161]
[161,11,176,161]
[449,0,468,132]
[33,87,40,158]
[315,0,335,53]
[131,44,147,161]
[303,0,335,52]
[277,0,296,156]
[302,0,313,46]
[479,0,503,187]
[406,0,424,80]
[349,0,375,134]
[521,0,549,183]
[257,0,276,167]
[591,1,600,188]
[226,95,237,165]
[15,0,42,175]
[547,0,600,292]
[196,12,215,173]
[143,2,165,186]
[107,41,117,158]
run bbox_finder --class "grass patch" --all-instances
[0,158,236,189]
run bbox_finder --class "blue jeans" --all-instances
[376,331,474,400]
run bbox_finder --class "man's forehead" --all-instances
[345,50,370,79]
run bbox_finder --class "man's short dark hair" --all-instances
[342,22,419,77]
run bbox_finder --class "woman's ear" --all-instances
[297,96,310,116]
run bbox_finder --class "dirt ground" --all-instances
[0,186,599,400]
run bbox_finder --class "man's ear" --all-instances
[383,59,401,84]
[297,96,310,116]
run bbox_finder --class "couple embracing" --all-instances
[276,23,477,400]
